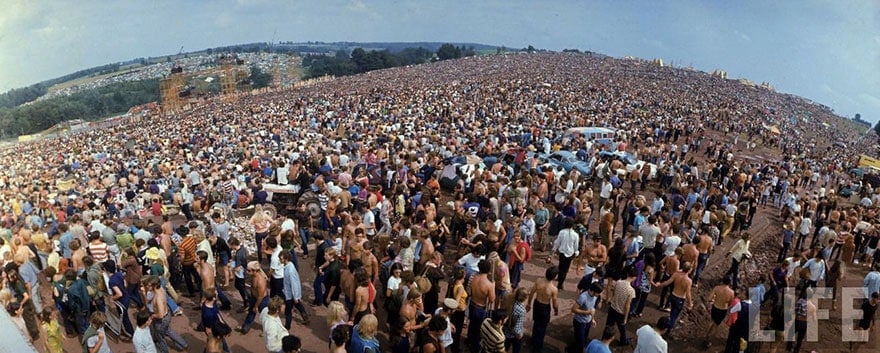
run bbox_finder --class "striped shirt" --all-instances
[179,237,197,265]
[88,242,109,263]
[480,319,505,353]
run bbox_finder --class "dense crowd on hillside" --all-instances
[0,52,877,353]
[36,53,296,103]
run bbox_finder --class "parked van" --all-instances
[562,127,616,147]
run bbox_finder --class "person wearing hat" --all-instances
[433,298,458,351]
[238,261,269,334]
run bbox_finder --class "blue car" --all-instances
[539,151,592,177]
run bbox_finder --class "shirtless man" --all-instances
[703,276,735,345]
[654,262,693,336]
[142,276,187,352]
[418,230,435,270]
[658,248,681,311]
[360,241,380,284]
[467,260,496,353]
[350,268,373,324]
[238,261,269,334]
[680,240,699,277]
[346,228,367,266]
[197,250,231,310]
[400,289,432,352]
[581,234,607,280]
[693,231,714,284]
[526,266,559,353]
[340,260,359,312]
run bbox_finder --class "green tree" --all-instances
[249,66,272,89]
[436,43,461,61]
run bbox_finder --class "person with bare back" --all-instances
[653,262,693,337]
[467,259,496,353]
[693,230,714,285]
[527,266,559,353]
[703,276,735,346]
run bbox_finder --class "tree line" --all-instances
[302,45,479,79]
[0,79,159,138]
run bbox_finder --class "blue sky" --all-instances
[1,0,878,122]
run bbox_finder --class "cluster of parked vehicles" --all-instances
[445,126,659,185]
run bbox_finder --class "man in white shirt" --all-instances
[796,213,812,251]
[133,311,157,353]
[265,237,285,300]
[663,232,682,258]
[634,316,669,353]
[552,218,580,291]
[600,177,613,206]
[276,162,290,185]
[263,297,288,353]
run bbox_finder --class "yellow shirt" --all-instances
[43,320,62,353]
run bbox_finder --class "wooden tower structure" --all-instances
[160,67,185,113]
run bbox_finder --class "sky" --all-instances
[1,0,878,122]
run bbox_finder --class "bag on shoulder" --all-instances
[798,265,812,281]
[81,325,98,353]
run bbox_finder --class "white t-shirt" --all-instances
[387,276,401,292]
[87,328,113,353]
[458,254,485,273]
[663,235,682,257]
[133,326,158,353]
[634,325,667,353]
[276,166,290,185]
[270,247,284,279]
[600,181,613,199]
[281,218,296,232]
[363,210,376,235]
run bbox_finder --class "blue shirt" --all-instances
[108,272,129,306]
[574,290,598,324]
[865,271,880,299]
[782,229,795,244]
[59,231,74,258]
[585,339,612,353]
[282,262,303,301]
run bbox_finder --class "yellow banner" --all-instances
[17,134,37,142]
[56,178,76,192]
[859,155,880,169]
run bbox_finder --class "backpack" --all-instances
[384,288,404,323]
[87,266,107,298]
[81,325,98,353]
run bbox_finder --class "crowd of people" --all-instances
[36,52,295,103]
[0,51,876,353]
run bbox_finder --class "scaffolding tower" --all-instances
[219,56,238,102]
[160,71,185,113]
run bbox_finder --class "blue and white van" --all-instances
[562,127,617,147]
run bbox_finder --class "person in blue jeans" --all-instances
[238,261,269,334]
[312,233,335,306]
[655,262,694,336]
[573,283,603,350]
